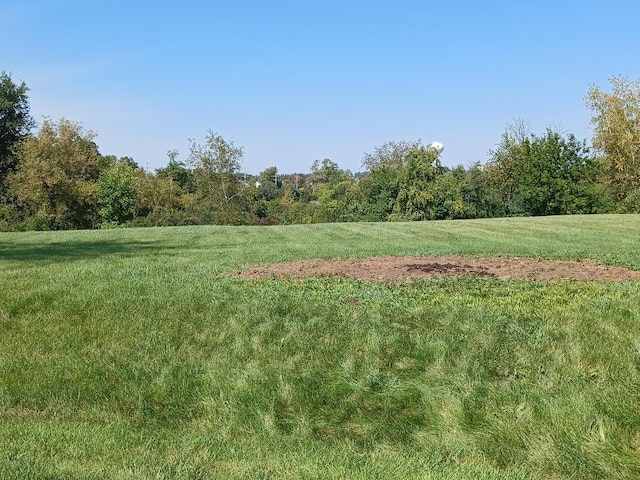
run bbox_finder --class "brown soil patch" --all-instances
[233,256,640,283]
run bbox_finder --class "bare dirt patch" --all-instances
[233,256,640,283]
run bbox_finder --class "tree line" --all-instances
[1,72,639,231]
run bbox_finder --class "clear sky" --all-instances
[2,0,639,174]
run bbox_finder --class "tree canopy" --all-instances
[586,76,640,209]
[8,118,102,229]
[0,71,35,194]
[3,73,640,231]
[187,131,250,224]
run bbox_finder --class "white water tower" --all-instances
[428,141,444,155]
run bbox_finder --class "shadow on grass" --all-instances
[0,239,174,263]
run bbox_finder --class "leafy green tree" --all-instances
[308,158,352,193]
[99,154,138,172]
[99,161,136,225]
[487,127,605,216]
[312,179,363,223]
[0,72,35,194]
[8,118,102,230]
[586,76,640,207]
[464,163,506,218]
[255,166,280,201]
[518,131,602,215]
[361,139,422,171]
[187,131,251,224]
[485,121,532,215]
[269,188,314,224]
[427,166,474,220]
[359,140,443,221]
[358,165,403,221]
[131,170,191,226]
[303,159,358,221]
[156,151,194,193]
[396,147,440,220]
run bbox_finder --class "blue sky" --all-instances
[2,0,639,174]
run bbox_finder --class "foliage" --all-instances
[0,72,35,195]
[3,75,640,231]
[187,131,252,224]
[255,166,280,201]
[485,126,528,215]
[98,160,136,225]
[586,76,640,203]
[268,187,314,224]
[464,162,505,218]
[308,158,352,192]
[312,178,363,222]
[429,166,475,219]
[155,157,194,193]
[396,147,440,219]
[361,146,469,221]
[486,127,607,216]
[361,139,423,171]
[131,170,194,226]
[7,118,102,229]
[358,165,403,221]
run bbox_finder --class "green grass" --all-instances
[1,215,639,479]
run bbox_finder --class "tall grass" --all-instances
[1,215,639,479]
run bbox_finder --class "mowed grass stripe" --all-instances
[1,214,639,269]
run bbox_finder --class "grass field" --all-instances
[1,215,639,479]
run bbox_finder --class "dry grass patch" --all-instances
[233,255,640,283]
